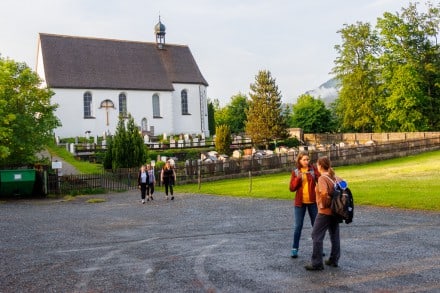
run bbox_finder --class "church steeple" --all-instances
[155,16,166,49]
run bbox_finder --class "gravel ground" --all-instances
[0,191,439,293]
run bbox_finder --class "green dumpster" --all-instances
[0,170,36,196]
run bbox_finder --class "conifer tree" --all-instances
[245,70,288,149]
[111,114,146,169]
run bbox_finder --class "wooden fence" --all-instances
[47,136,440,195]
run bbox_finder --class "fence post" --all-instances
[198,159,201,191]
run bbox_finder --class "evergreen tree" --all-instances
[102,135,113,170]
[126,114,146,167]
[111,114,146,169]
[245,70,288,148]
[207,99,215,136]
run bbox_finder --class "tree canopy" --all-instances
[333,2,440,132]
[290,94,333,133]
[0,56,60,166]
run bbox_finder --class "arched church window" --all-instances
[83,92,92,117]
[181,90,189,114]
[141,118,148,131]
[153,94,160,118]
[119,93,127,117]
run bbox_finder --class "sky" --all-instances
[0,0,414,106]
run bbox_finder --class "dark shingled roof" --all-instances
[38,33,208,91]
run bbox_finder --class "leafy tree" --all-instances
[290,94,333,133]
[332,22,382,132]
[212,95,249,135]
[215,124,232,155]
[225,93,249,134]
[213,99,228,131]
[0,56,60,166]
[377,2,440,131]
[333,2,440,132]
[245,70,288,149]
[111,114,146,169]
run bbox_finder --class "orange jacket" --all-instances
[315,174,340,216]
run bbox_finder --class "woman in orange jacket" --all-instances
[304,156,341,271]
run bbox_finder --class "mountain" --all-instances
[305,77,340,106]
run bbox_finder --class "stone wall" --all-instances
[298,131,440,145]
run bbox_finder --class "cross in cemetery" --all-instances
[99,99,115,126]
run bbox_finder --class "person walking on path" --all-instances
[137,165,149,204]
[289,151,320,258]
[161,160,176,200]
[146,164,156,201]
[305,156,341,271]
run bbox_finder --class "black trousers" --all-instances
[147,183,154,196]
[140,183,147,199]
[311,213,340,266]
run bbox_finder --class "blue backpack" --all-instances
[322,175,354,224]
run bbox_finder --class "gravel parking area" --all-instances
[0,191,439,292]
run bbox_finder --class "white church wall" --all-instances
[127,90,174,135]
[51,87,205,138]
[171,84,209,136]
[35,42,47,88]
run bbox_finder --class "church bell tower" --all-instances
[155,16,166,49]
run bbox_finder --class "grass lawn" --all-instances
[46,145,103,174]
[178,150,440,211]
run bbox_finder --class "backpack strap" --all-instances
[295,167,317,183]
[321,174,337,186]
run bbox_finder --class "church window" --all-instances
[181,90,189,114]
[83,92,92,118]
[141,118,148,131]
[153,94,160,118]
[119,93,127,117]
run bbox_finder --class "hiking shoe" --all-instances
[171,196,174,200]
[291,249,298,258]
[304,264,324,271]
[142,200,145,204]
[325,259,338,267]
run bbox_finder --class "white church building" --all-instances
[35,19,209,139]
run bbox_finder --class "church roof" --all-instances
[38,33,208,91]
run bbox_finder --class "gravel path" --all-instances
[0,191,439,292]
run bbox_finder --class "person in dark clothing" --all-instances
[161,160,176,200]
[137,165,149,204]
[146,164,156,201]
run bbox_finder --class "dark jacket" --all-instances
[138,170,149,185]
[161,167,175,185]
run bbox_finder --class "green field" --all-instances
[178,150,440,211]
